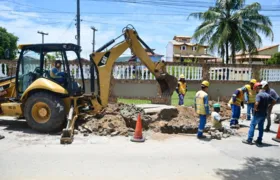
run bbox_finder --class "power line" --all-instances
[83,0,280,11]
[0,0,64,12]
[1,9,280,17]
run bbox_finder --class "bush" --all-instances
[266,52,280,65]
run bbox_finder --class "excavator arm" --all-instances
[60,25,177,144]
[90,25,178,110]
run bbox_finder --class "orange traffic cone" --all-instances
[272,123,280,143]
[130,113,145,142]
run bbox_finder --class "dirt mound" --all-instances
[77,101,235,136]
[78,114,129,136]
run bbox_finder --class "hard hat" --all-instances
[253,82,262,90]
[250,79,257,84]
[201,80,210,87]
[179,74,185,79]
[245,84,251,90]
[213,103,220,108]
[260,80,268,88]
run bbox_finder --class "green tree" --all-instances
[266,52,280,65]
[188,0,273,64]
[0,27,19,60]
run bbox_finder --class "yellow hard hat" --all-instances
[201,80,210,87]
[245,84,251,90]
[179,74,185,79]
[250,79,257,84]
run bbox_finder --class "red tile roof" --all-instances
[236,45,279,56]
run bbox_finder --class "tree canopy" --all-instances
[188,0,274,64]
[266,52,280,65]
[0,27,19,60]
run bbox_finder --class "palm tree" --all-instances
[188,0,273,64]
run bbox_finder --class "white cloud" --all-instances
[0,3,121,59]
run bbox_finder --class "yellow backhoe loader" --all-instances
[0,25,178,144]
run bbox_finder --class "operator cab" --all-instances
[16,43,85,98]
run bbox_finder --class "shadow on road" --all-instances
[258,142,279,148]
[215,157,280,180]
[0,119,61,136]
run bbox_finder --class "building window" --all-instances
[180,45,186,51]
[204,48,208,54]
[192,46,197,51]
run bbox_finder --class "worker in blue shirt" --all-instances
[50,60,65,84]
[243,82,276,146]
[195,81,210,139]
[261,80,280,132]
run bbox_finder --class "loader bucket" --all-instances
[156,73,178,96]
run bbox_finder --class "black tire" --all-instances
[24,91,66,133]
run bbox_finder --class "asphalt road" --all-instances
[0,105,280,180]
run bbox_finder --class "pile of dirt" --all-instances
[77,101,236,136]
[149,106,202,134]
[78,114,129,137]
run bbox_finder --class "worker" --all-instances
[228,85,250,128]
[176,74,187,106]
[195,80,210,139]
[50,60,65,84]
[261,80,280,132]
[242,82,276,146]
[211,103,230,130]
[244,79,257,120]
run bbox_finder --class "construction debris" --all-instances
[76,101,241,138]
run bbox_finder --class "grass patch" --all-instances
[117,98,152,104]
[117,91,196,106]
[171,91,196,106]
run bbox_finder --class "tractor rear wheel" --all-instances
[24,92,66,133]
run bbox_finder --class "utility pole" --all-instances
[37,31,48,44]
[76,0,81,47]
[91,26,98,52]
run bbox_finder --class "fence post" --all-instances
[202,64,210,81]
[251,65,261,81]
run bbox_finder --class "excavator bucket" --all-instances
[152,61,178,97]
[156,73,178,97]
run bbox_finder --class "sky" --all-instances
[0,0,280,59]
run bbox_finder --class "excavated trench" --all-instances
[76,101,238,139]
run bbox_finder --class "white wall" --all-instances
[166,42,174,62]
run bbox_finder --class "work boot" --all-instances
[242,139,253,145]
[0,135,4,140]
[254,140,263,147]
[230,124,238,129]
[264,128,270,132]
[197,135,207,139]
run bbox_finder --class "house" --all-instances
[166,35,219,63]
[116,56,132,62]
[128,49,164,62]
[235,45,279,64]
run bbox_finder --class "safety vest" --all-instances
[195,90,208,115]
[178,81,187,95]
[228,88,244,106]
[248,87,256,103]
[212,115,222,129]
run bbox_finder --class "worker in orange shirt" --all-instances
[176,74,187,106]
